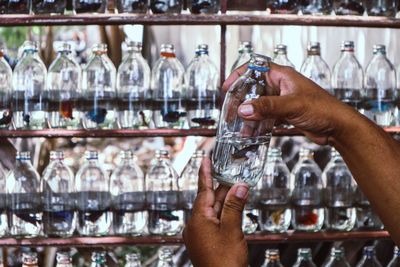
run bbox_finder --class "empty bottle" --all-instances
[257,148,291,233]
[5,0,29,13]
[212,54,276,188]
[116,0,147,13]
[267,0,300,14]
[301,0,332,15]
[273,44,295,68]
[185,44,219,129]
[354,186,383,230]
[293,248,317,267]
[323,247,350,267]
[388,247,400,267]
[111,151,147,236]
[56,251,73,267]
[333,0,364,15]
[156,248,175,267]
[91,252,107,267]
[291,148,324,232]
[125,253,142,267]
[32,0,65,14]
[188,0,219,13]
[12,41,47,130]
[364,0,396,17]
[362,45,396,126]
[300,42,331,93]
[332,41,363,109]
[117,41,152,129]
[150,0,182,14]
[231,41,253,72]
[47,42,82,129]
[75,0,106,13]
[151,44,186,129]
[180,150,204,223]
[146,150,184,235]
[82,44,117,130]
[7,152,42,237]
[261,249,284,267]
[323,149,356,231]
[75,151,112,236]
[0,46,12,130]
[242,190,259,234]
[22,252,39,267]
[355,247,382,267]
[0,165,6,237]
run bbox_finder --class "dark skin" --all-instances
[183,63,400,267]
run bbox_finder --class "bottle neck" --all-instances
[161,52,176,58]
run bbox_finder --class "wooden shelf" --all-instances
[0,14,399,27]
[0,231,389,247]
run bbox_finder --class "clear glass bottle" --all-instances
[146,150,184,236]
[116,0,147,13]
[7,152,42,237]
[354,186,383,230]
[261,249,284,267]
[267,0,300,14]
[355,247,382,267]
[22,252,39,267]
[91,252,107,267]
[75,0,107,13]
[293,248,317,267]
[47,42,82,129]
[388,247,400,267]
[5,0,29,13]
[82,44,117,130]
[300,42,331,93]
[364,0,396,16]
[75,151,112,236]
[242,190,259,234]
[111,150,147,236]
[0,165,6,237]
[0,46,12,129]
[156,248,175,267]
[213,54,275,188]
[151,44,186,129]
[322,247,350,267]
[41,151,76,237]
[291,148,324,232]
[333,0,364,15]
[12,41,47,130]
[150,0,182,14]
[231,41,253,73]
[257,148,291,233]
[301,0,332,15]
[273,44,295,68]
[125,253,142,267]
[332,41,363,109]
[31,0,65,14]
[188,0,219,14]
[117,41,151,129]
[180,150,204,223]
[56,251,73,267]
[362,45,396,126]
[323,149,356,231]
[185,44,219,129]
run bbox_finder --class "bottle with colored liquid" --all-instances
[188,0,219,14]
[291,148,324,232]
[322,247,351,267]
[301,0,332,15]
[267,0,300,14]
[231,41,253,73]
[261,249,284,267]
[355,247,382,267]
[333,0,364,15]
[273,44,295,68]
[150,0,182,14]
[75,0,107,13]
[0,46,12,130]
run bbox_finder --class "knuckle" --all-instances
[224,199,244,213]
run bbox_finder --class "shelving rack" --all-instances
[0,0,397,246]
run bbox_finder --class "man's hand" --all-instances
[183,158,249,267]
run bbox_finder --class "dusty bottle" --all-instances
[91,252,108,267]
[75,0,107,13]
[301,0,332,15]
[12,41,47,130]
[188,0,219,14]
[22,252,39,267]
[125,253,142,267]
[354,186,383,230]
[185,44,219,129]
[293,248,317,267]
[151,44,186,129]
[111,151,147,236]
[156,248,176,267]
[150,0,182,14]
[231,41,253,73]
[116,0,147,13]
[261,249,284,267]
[322,247,350,267]
[0,165,6,237]
[388,247,400,267]
[267,0,300,14]
[31,0,66,14]
[332,41,363,109]
[117,41,152,129]
[212,54,276,188]
[82,44,117,130]
[47,42,82,129]
[333,0,364,15]
[0,46,12,129]
[355,247,382,267]
[291,148,324,232]
[55,251,73,267]
[364,0,396,16]
[273,44,295,68]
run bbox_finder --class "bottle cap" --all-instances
[161,43,175,53]
[155,150,170,158]
[22,41,39,53]
[197,44,209,55]
[298,248,312,258]
[91,251,106,263]
[274,44,288,54]
[373,44,386,55]
[363,246,375,257]
[307,42,321,55]
[85,150,99,160]
[159,247,173,260]
[266,249,280,259]
[193,150,206,158]
[331,247,345,257]
[239,41,253,53]
[341,41,355,52]
[55,42,72,53]
[16,151,31,160]
[92,43,108,54]
[50,151,64,161]
[249,53,271,72]
[56,251,72,264]
[125,41,142,52]
[125,252,141,262]
[120,150,134,159]
[299,148,314,158]
[268,148,282,157]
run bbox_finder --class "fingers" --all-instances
[192,158,216,218]
[197,158,213,193]
[213,185,230,217]
[222,64,248,92]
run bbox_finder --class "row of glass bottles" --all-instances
[232,41,398,127]
[267,0,398,17]
[0,40,219,130]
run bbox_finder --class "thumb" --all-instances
[220,183,249,236]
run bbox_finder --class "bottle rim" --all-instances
[239,41,253,53]
[54,41,72,53]
[249,53,271,72]
[125,252,141,261]
[92,43,108,54]
[307,42,321,55]
[50,150,64,160]
[341,41,355,52]
[373,44,386,55]
[22,252,38,264]
[22,40,39,52]
[56,251,72,264]
[85,150,99,160]
[274,44,287,54]
[16,151,31,160]
[155,150,170,158]
[125,41,143,52]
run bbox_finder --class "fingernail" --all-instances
[235,185,249,199]
[239,104,254,116]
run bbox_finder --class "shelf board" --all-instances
[0,14,399,27]
[0,231,389,247]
